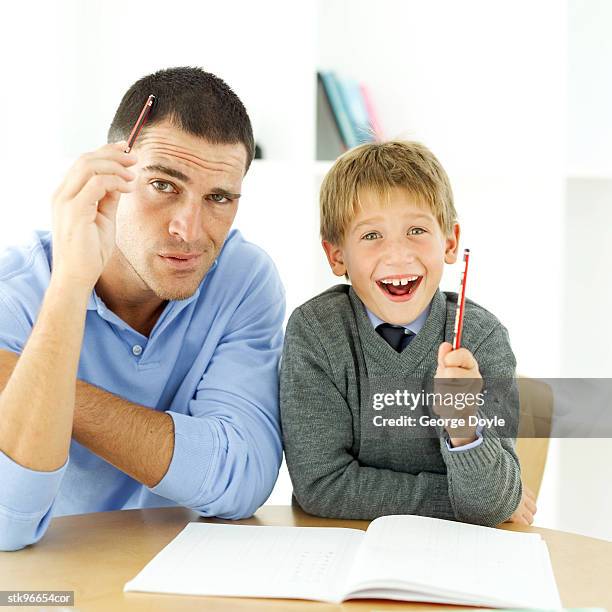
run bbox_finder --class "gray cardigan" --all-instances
[280,284,522,526]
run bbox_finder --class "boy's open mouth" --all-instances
[376,275,423,301]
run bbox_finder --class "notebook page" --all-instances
[124,522,364,603]
[344,515,561,608]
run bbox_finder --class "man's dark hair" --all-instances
[108,66,255,171]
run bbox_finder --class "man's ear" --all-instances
[322,240,347,277]
[444,223,461,264]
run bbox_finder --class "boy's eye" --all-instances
[408,227,426,235]
[207,193,232,204]
[362,231,381,241]
[151,180,177,194]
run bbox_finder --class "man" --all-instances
[0,67,285,551]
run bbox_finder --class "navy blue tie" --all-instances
[376,323,414,352]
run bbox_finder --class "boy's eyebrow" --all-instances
[352,212,434,232]
[142,164,241,198]
[352,217,384,232]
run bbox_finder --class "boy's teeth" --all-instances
[380,275,419,285]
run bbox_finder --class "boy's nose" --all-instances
[382,236,417,265]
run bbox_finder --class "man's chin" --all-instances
[145,271,205,302]
[152,281,202,302]
[147,260,211,301]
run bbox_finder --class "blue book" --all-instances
[318,71,359,149]
[337,76,375,145]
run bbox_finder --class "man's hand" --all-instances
[434,342,483,447]
[0,142,136,471]
[506,484,537,525]
[51,142,136,290]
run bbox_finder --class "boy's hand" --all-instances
[433,342,483,447]
[505,484,537,525]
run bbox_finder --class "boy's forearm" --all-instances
[288,454,457,521]
[449,432,478,447]
[443,435,522,526]
[0,278,89,471]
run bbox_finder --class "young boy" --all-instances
[280,141,536,526]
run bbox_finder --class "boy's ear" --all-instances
[444,223,461,264]
[322,240,347,277]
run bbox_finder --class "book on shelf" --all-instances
[316,72,347,160]
[317,70,382,160]
[318,71,358,151]
[124,513,561,608]
[360,82,383,141]
[337,74,377,145]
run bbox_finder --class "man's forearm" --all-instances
[0,279,89,471]
[0,347,174,487]
[72,381,174,487]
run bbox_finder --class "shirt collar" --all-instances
[365,300,432,335]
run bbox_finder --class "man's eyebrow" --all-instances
[141,164,191,183]
[210,188,242,199]
[141,164,240,198]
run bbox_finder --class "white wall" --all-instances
[0,0,609,540]
[568,0,612,176]
[557,0,612,541]
[0,0,318,246]
[316,0,568,533]
[318,0,567,377]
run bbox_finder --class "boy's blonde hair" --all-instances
[320,140,457,245]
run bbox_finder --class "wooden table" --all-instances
[0,505,610,611]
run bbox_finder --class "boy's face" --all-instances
[323,187,460,325]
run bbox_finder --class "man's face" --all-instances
[114,120,247,301]
[323,187,459,325]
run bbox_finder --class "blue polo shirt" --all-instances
[0,229,285,551]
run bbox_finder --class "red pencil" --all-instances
[452,249,470,350]
[124,94,156,153]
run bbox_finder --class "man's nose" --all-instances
[168,199,204,243]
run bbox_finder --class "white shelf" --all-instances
[567,172,612,181]
[250,159,333,175]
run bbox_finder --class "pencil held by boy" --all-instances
[280,141,536,526]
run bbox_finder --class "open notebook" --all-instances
[124,514,561,608]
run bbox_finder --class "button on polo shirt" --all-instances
[84,279,204,370]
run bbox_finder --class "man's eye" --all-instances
[151,180,177,193]
[362,231,381,241]
[207,193,231,204]
[408,227,426,235]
